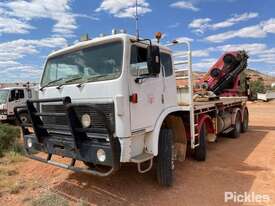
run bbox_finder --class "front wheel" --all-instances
[156,129,174,187]
[18,112,30,125]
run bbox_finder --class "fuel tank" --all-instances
[216,112,232,134]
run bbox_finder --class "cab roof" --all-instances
[47,33,172,59]
[0,87,27,90]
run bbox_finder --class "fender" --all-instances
[198,114,216,142]
[198,114,215,134]
[232,107,241,124]
[144,106,186,156]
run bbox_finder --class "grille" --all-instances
[0,110,7,115]
[41,103,115,132]
[41,104,69,127]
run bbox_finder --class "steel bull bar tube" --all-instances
[15,96,121,177]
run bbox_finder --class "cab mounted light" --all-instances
[80,34,90,42]
[155,32,162,43]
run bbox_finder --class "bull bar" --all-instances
[14,96,121,177]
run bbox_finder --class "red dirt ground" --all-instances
[1,101,275,206]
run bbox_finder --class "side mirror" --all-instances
[147,45,160,75]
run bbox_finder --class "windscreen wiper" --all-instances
[40,78,64,91]
[76,74,111,87]
[56,76,83,89]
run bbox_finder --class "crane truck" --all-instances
[16,31,249,186]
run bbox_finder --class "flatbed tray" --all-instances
[179,96,247,112]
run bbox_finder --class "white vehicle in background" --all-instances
[0,86,38,123]
[257,91,275,101]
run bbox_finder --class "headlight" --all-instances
[27,138,33,148]
[81,114,91,128]
[96,149,106,162]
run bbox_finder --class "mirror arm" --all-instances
[130,38,152,46]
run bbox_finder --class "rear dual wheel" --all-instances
[241,108,249,133]
[229,112,241,138]
[193,123,207,161]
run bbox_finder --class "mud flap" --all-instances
[166,116,187,162]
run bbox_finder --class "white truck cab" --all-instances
[18,32,249,186]
[38,33,179,156]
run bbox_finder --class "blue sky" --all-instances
[0,0,274,82]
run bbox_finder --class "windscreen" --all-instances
[41,41,123,87]
[0,90,9,104]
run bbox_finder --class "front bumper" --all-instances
[15,97,121,176]
[0,114,7,121]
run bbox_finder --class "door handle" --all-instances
[135,77,145,84]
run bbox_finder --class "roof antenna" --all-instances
[135,0,140,40]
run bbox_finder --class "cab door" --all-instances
[129,44,164,132]
[16,89,26,107]
[7,89,26,115]
[7,89,17,115]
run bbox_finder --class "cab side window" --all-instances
[18,89,24,99]
[9,90,16,101]
[130,45,149,76]
[161,53,173,77]
[9,89,25,101]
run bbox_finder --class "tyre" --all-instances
[229,112,241,138]
[193,123,207,161]
[18,112,30,124]
[241,108,249,133]
[156,129,174,187]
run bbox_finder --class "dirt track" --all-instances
[1,102,275,206]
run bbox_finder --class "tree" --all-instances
[250,79,266,98]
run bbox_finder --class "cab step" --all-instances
[131,152,154,174]
[131,152,154,163]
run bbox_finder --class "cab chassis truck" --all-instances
[0,86,37,124]
[15,33,249,186]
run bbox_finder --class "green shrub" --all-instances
[0,124,20,157]
[5,151,25,163]
[31,193,69,206]
[11,142,26,155]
